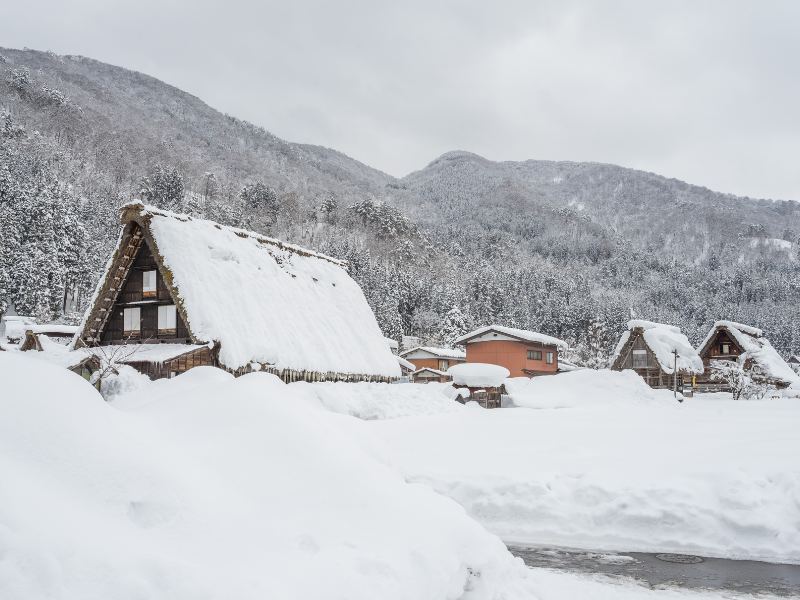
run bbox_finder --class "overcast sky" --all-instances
[2,0,799,199]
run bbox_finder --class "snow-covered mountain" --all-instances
[1,46,799,359]
[400,150,800,262]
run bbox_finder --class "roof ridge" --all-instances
[121,201,346,267]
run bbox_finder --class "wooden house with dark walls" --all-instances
[694,321,798,390]
[610,320,703,390]
[73,202,400,382]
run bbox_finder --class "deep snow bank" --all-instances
[290,380,461,419]
[371,370,800,563]
[505,369,677,408]
[0,353,537,600]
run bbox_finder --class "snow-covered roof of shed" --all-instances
[613,320,704,375]
[84,343,209,365]
[29,324,79,336]
[396,355,416,372]
[448,362,510,387]
[698,321,798,385]
[81,202,399,378]
[18,336,96,370]
[413,367,449,376]
[384,337,399,351]
[400,346,466,360]
[455,324,568,350]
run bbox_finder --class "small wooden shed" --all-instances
[448,362,510,409]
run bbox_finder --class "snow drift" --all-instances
[505,368,675,409]
[290,380,462,419]
[0,353,538,600]
[372,369,800,563]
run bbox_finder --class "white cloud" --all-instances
[1,0,798,198]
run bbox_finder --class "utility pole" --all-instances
[673,349,682,402]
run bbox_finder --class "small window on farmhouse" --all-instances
[143,270,157,298]
[123,307,141,335]
[438,359,449,371]
[721,343,731,355]
[527,350,542,360]
[546,351,554,365]
[158,304,177,332]
[632,349,648,369]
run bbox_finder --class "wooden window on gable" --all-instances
[438,359,449,371]
[632,349,648,369]
[143,270,157,298]
[158,304,177,334]
[527,350,542,360]
[721,342,731,355]
[123,307,141,336]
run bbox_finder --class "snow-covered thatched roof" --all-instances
[698,321,798,385]
[76,202,399,379]
[613,320,704,375]
[455,324,568,350]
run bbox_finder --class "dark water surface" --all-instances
[509,545,800,597]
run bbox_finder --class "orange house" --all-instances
[455,325,567,378]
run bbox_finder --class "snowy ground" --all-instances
[1,354,796,599]
[369,370,800,564]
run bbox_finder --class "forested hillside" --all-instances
[1,47,799,363]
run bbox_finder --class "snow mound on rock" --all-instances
[448,363,510,388]
[1,353,537,599]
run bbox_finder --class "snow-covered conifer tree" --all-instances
[437,305,471,348]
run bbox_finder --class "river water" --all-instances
[509,545,800,597]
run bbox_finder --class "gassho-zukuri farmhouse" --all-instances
[71,202,400,382]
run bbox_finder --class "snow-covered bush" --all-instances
[710,359,776,400]
[99,364,151,402]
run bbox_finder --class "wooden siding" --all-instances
[128,347,214,379]
[695,329,743,387]
[101,240,191,343]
